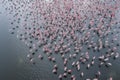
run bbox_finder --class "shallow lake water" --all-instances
[0,1,120,80]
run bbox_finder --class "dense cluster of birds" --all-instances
[1,0,120,80]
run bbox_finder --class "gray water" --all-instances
[0,3,120,80]
[0,5,58,80]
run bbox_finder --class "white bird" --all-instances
[80,72,84,77]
